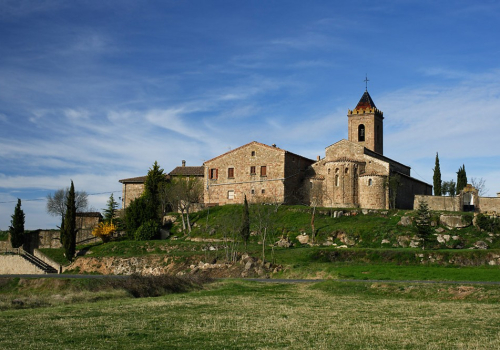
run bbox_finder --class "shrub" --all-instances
[476,214,499,233]
[92,222,116,243]
[134,220,160,241]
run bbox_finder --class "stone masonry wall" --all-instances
[204,143,288,205]
[476,197,500,214]
[414,195,461,211]
[122,183,144,209]
[0,255,46,274]
[397,175,433,209]
[358,175,387,209]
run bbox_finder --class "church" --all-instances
[203,89,432,209]
[120,89,432,210]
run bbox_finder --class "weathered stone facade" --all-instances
[204,142,314,205]
[304,91,432,209]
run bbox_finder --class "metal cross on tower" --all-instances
[364,75,369,91]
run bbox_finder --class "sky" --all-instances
[1,0,500,230]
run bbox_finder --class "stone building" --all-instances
[119,160,204,209]
[204,141,315,205]
[304,90,432,209]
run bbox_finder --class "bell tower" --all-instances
[347,89,384,155]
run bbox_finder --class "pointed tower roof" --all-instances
[354,91,377,111]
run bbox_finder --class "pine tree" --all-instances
[457,165,467,194]
[240,195,250,247]
[9,199,25,248]
[103,193,118,222]
[143,161,166,221]
[61,181,77,261]
[415,200,432,250]
[433,152,442,196]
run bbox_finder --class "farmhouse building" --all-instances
[203,141,315,205]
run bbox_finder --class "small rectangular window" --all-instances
[261,189,265,194]
[260,166,267,177]
[228,167,234,178]
[251,151,256,156]
[251,189,255,195]
[228,190,235,200]
[210,168,218,180]
[250,166,256,175]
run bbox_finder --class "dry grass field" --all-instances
[1,279,499,349]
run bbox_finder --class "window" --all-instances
[251,151,256,156]
[228,167,234,178]
[251,189,255,195]
[335,175,339,187]
[260,166,267,177]
[328,168,331,174]
[358,124,365,142]
[368,178,372,186]
[345,168,349,174]
[209,168,218,179]
[227,190,235,200]
[250,166,256,175]
[310,181,313,188]
[261,189,266,194]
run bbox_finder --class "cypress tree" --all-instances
[9,199,25,249]
[103,193,118,222]
[433,152,442,196]
[240,195,250,247]
[61,181,77,261]
[143,161,166,221]
[457,165,467,194]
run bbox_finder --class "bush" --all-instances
[476,214,499,233]
[134,220,160,241]
[92,222,116,243]
[125,195,158,237]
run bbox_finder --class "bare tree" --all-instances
[46,187,88,223]
[309,180,324,243]
[162,176,203,234]
[471,177,488,196]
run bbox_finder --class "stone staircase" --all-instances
[19,250,59,274]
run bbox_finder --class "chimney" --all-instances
[316,155,320,161]
[182,160,186,167]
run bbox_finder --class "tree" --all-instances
[163,176,203,234]
[470,177,488,196]
[103,193,119,222]
[46,188,88,221]
[61,181,77,261]
[240,195,250,247]
[9,199,25,248]
[414,199,432,250]
[433,152,442,196]
[125,196,157,237]
[442,180,456,197]
[456,165,467,194]
[143,161,166,218]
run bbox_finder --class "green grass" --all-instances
[1,279,500,349]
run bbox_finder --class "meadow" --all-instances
[1,278,500,349]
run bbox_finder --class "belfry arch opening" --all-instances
[358,124,365,142]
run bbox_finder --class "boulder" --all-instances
[276,236,293,248]
[440,215,472,229]
[398,216,412,226]
[474,241,488,249]
[296,234,309,244]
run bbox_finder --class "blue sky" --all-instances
[1,0,500,230]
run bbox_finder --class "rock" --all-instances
[296,234,309,244]
[452,236,460,241]
[409,240,420,248]
[362,209,369,215]
[245,261,254,270]
[381,239,390,244]
[397,235,410,247]
[436,234,451,244]
[323,241,333,246]
[474,241,488,249]
[162,215,177,224]
[276,236,293,248]
[435,227,445,233]
[440,215,472,229]
[398,216,412,226]
[336,245,348,249]
[380,211,388,216]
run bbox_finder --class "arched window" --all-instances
[328,168,331,174]
[335,175,339,186]
[358,124,365,142]
[345,168,349,174]
[368,178,372,186]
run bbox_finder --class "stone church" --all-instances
[304,90,432,209]
[120,89,432,210]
